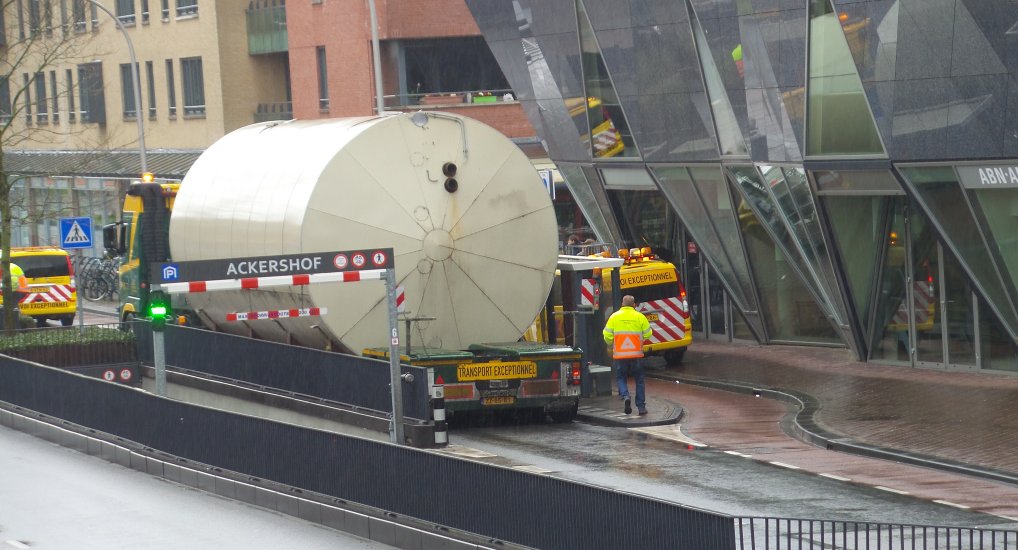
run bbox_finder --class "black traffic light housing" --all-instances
[148,290,171,330]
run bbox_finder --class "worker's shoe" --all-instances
[624,397,632,415]
[638,408,648,416]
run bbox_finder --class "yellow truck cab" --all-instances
[2,247,78,326]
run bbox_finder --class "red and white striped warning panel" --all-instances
[639,297,690,343]
[20,283,75,304]
[580,278,599,307]
[396,285,405,313]
[226,307,327,322]
[161,269,386,294]
[892,282,935,326]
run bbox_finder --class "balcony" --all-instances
[384,88,515,109]
[254,101,293,123]
[247,0,287,55]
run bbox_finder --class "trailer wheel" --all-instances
[60,315,75,326]
[664,348,686,366]
[548,403,578,423]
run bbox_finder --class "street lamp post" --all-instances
[367,0,384,114]
[88,1,147,174]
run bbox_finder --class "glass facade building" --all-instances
[466,0,1018,372]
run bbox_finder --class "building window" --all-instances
[317,46,329,111]
[66,68,76,122]
[17,0,25,39]
[78,61,106,124]
[28,0,41,36]
[49,70,59,124]
[59,0,67,35]
[116,0,135,24]
[35,72,48,123]
[22,74,32,124]
[0,77,11,123]
[140,0,148,23]
[160,0,167,19]
[120,62,138,119]
[180,56,204,116]
[43,0,52,36]
[175,0,196,17]
[165,59,176,117]
[72,0,85,32]
[145,61,156,119]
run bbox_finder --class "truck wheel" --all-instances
[60,315,75,326]
[548,403,578,423]
[36,317,49,328]
[664,348,686,366]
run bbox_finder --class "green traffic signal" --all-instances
[150,304,168,316]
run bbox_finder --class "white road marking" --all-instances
[512,465,554,474]
[5,541,30,549]
[434,445,497,459]
[933,500,970,510]
[723,450,752,458]
[629,425,707,448]
[875,485,909,495]
[818,473,852,482]
[991,513,1018,522]
[768,461,800,470]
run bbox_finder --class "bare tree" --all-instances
[0,2,120,331]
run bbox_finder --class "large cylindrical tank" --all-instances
[169,112,558,353]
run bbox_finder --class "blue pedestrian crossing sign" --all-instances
[60,216,93,249]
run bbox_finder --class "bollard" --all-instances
[431,384,448,447]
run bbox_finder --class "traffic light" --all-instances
[148,290,171,330]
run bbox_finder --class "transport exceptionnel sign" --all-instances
[152,248,394,284]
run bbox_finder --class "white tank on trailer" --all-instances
[169,112,559,354]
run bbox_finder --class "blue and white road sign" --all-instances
[60,216,93,249]
[539,169,555,200]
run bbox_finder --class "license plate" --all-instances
[482,396,516,406]
[646,313,659,322]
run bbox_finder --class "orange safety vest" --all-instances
[603,306,652,359]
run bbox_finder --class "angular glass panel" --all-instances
[807,0,884,156]
[691,8,748,157]
[911,214,944,364]
[944,248,976,367]
[980,293,1018,372]
[814,169,903,194]
[653,166,752,310]
[601,167,655,189]
[577,0,639,159]
[900,166,1018,338]
[559,163,623,245]
[607,189,681,259]
[821,194,886,327]
[689,165,760,314]
[729,166,840,343]
[870,197,910,363]
[970,182,1018,319]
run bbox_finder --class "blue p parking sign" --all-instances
[60,217,93,250]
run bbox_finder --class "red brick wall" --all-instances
[382,0,481,38]
[287,0,535,141]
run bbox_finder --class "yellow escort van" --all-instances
[1,247,78,326]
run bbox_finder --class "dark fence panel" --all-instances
[0,355,736,550]
[133,323,430,420]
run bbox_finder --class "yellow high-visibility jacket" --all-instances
[603,306,652,359]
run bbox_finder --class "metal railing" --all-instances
[735,517,1018,549]
[254,101,292,122]
[0,322,137,368]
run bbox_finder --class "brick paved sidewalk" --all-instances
[663,340,1018,477]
